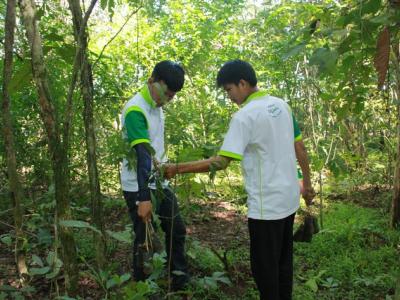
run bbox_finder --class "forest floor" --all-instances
[0,186,399,299]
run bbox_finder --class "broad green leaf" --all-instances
[212,271,226,278]
[305,278,318,292]
[282,43,306,61]
[46,266,62,279]
[31,255,44,267]
[29,266,51,275]
[120,273,131,284]
[46,251,56,266]
[309,47,338,75]
[20,286,36,293]
[106,278,117,289]
[106,230,132,243]
[369,14,390,24]
[59,220,101,234]
[0,235,12,246]
[360,0,382,15]
[9,61,32,95]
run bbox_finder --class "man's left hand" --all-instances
[162,164,178,179]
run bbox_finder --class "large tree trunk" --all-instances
[1,0,28,279]
[18,0,78,293]
[67,0,105,269]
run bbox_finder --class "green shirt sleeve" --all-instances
[125,110,150,147]
[292,113,302,141]
[297,167,303,179]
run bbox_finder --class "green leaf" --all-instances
[106,278,118,289]
[120,273,131,284]
[309,47,338,75]
[369,14,390,24]
[31,255,44,267]
[46,251,56,266]
[59,220,101,234]
[37,228,52,246]
[106,229,132,243]
[55,296,77,300]
[20,286,36,293]
[108,0,115,15]
[9,61,32,95]
[0,285,18,292]
[282,43,306,61]
[305,278,318,292]
[360,0,382,15]
[29,266,51,275]
[0,235,12,246]
[100,0,108,10]
[172,270,186,276]
[12,292,24,300]
[46,267,62,279]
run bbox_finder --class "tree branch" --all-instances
[92,5,142,70]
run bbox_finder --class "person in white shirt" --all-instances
[121,61,189,290]
[163,59,315,300]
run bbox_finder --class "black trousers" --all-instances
[123,188,189,289]
[248,213,295,300]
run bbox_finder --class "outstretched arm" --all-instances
[163,155,232,179]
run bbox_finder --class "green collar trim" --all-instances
[140,84,156,108]
[241,90,268,107]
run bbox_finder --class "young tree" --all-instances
[67,0,106,269]
[18,0,78,293]
[1,0,27,279]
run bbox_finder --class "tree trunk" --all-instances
[392,41,400,228]
[18,0,78,293]
[392,95,400,228]
[67,0,106,269]
[1,0,28,279]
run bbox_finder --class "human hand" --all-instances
[138,201,152,223]
[162,164,178,179]
[302,184,316,206]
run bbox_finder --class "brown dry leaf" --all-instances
[374,27,390,90]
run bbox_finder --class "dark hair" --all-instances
[151,60,185,92]
[216,59,257,87]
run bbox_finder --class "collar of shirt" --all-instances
[140,84,156,108]
[241,90,268,107]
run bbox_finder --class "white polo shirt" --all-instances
[218,91,300,220]
[120,85,167,192]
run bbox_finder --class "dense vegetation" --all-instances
[1,0,399,299]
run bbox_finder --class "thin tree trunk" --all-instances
[18,0,78,293]
[1,0,28,279]
[392,41,400,228]
[392,92,400,228]
[67,0,105,269]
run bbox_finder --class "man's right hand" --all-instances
[138,201,152,222]
[302,185,316,206]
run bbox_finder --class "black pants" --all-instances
[248,213,295,300]
[123,188,189,289]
